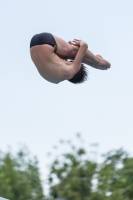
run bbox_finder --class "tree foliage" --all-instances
[0,148,45,200]
[1,134,133,200]
[48,148,97,200]
[97,149,133,200]
[47,135,133,200]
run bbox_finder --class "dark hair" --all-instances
[68,63,88,84]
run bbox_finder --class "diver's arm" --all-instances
[61,40,88,80]
[70,40,88,76]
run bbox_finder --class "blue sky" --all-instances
[0,0,133,190]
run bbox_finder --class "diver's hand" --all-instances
[68,39,88,48]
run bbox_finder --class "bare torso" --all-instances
[30,44,71,84]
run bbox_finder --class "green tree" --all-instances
[0,148,45,200]
[1,135,133,200]
[47,136,133,200]
[120,157,133,199]
[47,135,97,200]
[97,149,133,200]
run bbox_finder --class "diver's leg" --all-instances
[53,35,78,59]
[82,57,108,70]
[53,35,111,69]
[68,40,111,69]
[83,51,111,69]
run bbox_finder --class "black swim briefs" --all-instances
[30,32,57,52]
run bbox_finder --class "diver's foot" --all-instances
[96,55,111,70]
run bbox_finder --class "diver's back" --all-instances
[30,44,65,83]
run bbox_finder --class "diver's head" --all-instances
[68,63,88,84]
